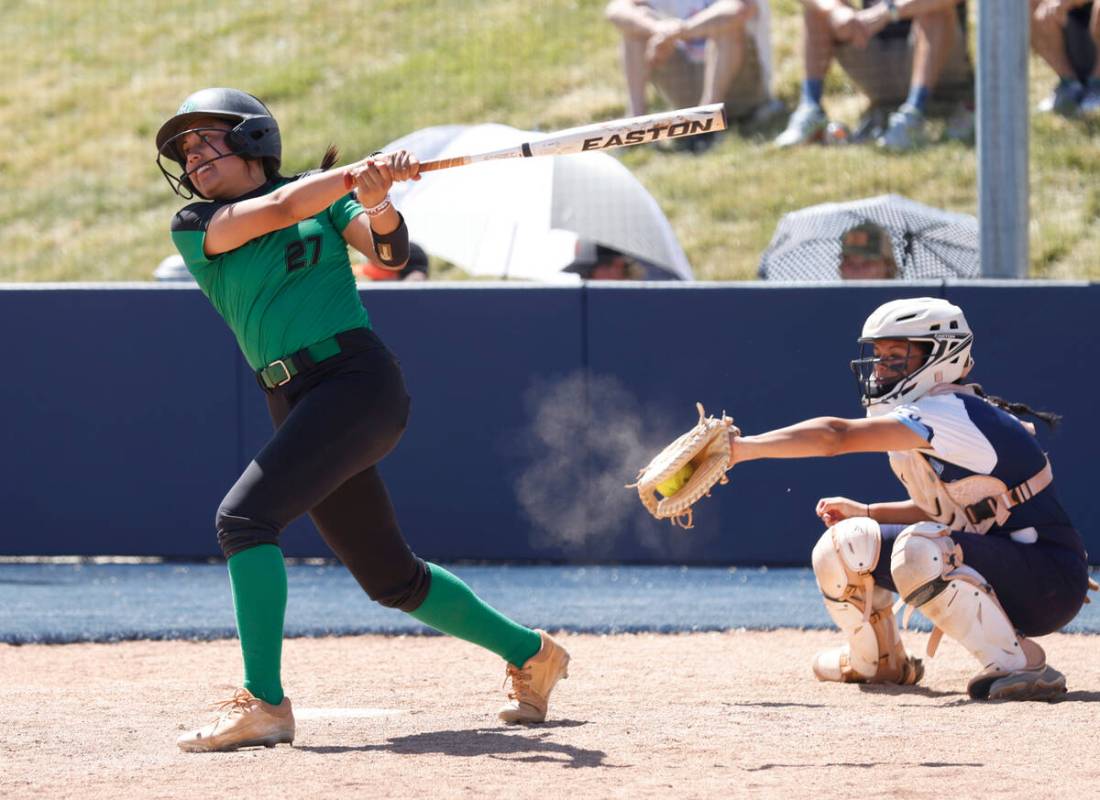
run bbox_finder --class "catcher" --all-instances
[635,297,1092,700]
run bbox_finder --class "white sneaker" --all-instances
[944,103,975,144]
[774,103,828,148]
[1079,84,1100,115]
[876,104,926,152]
[1037,81,1082,116]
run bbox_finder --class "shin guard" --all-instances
[811,518,922,684]
[889,522,1056,698]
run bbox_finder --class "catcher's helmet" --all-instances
[850,297,974,411]
[155,88,281,199]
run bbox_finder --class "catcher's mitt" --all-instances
[629,402,739,529]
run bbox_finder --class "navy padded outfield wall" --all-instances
[0,282,1095,564]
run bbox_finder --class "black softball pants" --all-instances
[216,329,430,612]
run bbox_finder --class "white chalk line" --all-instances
[295,707,405,720]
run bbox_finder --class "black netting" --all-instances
[758,194,980,281]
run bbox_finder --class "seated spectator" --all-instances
[775,0,973,151]
[354,242,429,282]
[565,242,646,280]
[605,0,781,153]
[1031,0,1100,115]
[838,222,898,278]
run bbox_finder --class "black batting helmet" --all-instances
[155,88,282,198]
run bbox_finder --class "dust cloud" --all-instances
[514,372,678,554]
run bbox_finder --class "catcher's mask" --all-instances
[155,87,281,199]
[850,297,973,410]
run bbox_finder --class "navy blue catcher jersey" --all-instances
[887,390,1081,553]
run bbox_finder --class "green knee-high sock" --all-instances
[408,563,542,667]
[227,544,287,705]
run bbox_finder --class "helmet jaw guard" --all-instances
[155,88,281,199]
[850,297,974,412]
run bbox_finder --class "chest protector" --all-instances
[888,450,1052,534]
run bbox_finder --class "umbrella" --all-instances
[383,124,692,281]
[758,194,980,281]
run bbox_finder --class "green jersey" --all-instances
[171,176,371,370]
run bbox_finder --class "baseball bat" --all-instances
[342,104,726,189]
[418,103,726,172]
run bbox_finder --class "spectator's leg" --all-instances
[908,6,958,111]
[1088,0,1100,80]
[619,27,654,116]
[1079,1,1100,111]
[606,0,665,116]
[1030,0,1076,80]
[801,2,840,107]
[774,2,842,146]
[1032,0,1086,114]
[721,32,770,120]
[873,5,961,151]
[699,7,753,106]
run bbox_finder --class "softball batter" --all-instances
[156,88,569,752]
[727,297,1090,699]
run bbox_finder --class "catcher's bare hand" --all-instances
[815,496,867,528]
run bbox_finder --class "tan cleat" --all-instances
[177,688,295,752]
[498,630,570,724]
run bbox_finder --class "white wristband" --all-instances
[365,195,392,217]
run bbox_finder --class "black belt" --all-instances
[255,328,375,390]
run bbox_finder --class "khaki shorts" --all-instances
[836,23,972,108]
[652,35,768,119]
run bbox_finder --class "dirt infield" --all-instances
[2,631,1098,799]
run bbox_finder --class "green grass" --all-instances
[3,0,1099,281]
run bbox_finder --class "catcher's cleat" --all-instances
[177,688,295,752]
[967,663,1067,702]
[812,645,924,685]
[498,630,570,724]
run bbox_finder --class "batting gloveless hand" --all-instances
[629,402,739,529]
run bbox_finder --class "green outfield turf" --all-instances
[4,0,1099,282]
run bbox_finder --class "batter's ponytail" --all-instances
[269,144,340,183]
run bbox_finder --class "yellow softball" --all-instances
[656,464,695,497]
